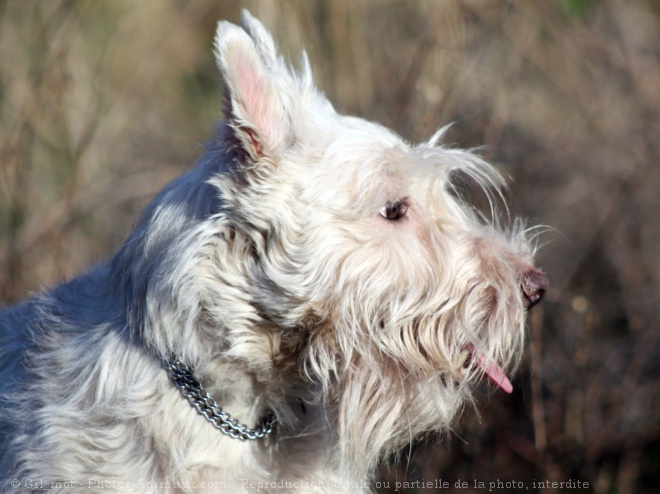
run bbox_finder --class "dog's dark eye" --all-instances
[379,199,408,220]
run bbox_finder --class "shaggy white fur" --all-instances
[0,11,547,494]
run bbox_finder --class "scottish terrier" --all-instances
[0,11,547,493]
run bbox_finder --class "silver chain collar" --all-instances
[163,356,276,441]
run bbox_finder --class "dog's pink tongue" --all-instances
[474,351,513,393]
[464,345,513,394]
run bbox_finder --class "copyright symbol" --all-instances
[10,479,20,488]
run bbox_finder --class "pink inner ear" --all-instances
[229,53,276,154]
[234,58,268,122]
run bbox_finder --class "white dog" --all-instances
[0,11,547,493]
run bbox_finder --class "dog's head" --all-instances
[212,11,545,383]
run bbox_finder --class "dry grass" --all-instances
[1,1,658,492]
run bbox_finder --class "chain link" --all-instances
[163,356,276,441]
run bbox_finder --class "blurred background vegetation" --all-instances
[1,1,658,492]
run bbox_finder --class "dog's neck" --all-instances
[164,355,276,441]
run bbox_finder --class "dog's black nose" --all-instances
[521,269,548,310]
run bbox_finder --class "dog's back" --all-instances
[0,266,123,476]
[0,158,224,486]
[0,299,35,418]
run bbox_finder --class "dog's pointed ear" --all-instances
[214,11,294,161]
